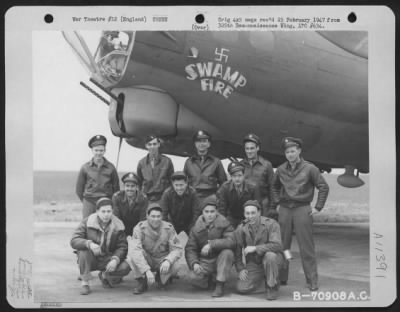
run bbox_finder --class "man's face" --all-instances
[244,205,260,224]
[195,139,210,154]
[145,138,160,155]
[124,182,138,197]
[285,146,301,163]
[92,145,106,160]
[172,179,188,196]
[203,205,217,224]
[148,209,162,229]
[97,205,113,223]
[231,171,245,187]
[244,142,259,160]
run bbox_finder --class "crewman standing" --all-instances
[235,200,284,300]
[76,135,120,219]
[126,203,183,294]
[112,172,148,236]
[184,130,227,204]
[271,137,329,291]
[137,135,174,204]
[240,133,274,216]
[185,195,235,297]
[160,171,201,234]
[217,162,261,228]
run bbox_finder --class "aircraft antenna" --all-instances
[116,137,123,170]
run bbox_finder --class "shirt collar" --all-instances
[286,157,304,171]
[90,157,108,168]
[146,153,161,164]
[228,180,247,192]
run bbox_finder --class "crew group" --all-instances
[71,130,329,300]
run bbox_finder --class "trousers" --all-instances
[130,250,180,284]
[278,204,318,285]
[77,250,131,282]
[82,198,98,219]
[188,249,234,288]
[236,252,284,293]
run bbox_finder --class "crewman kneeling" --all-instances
[185,195,235,297]
[126,203,183,294]
[235,200,284,300]
[70,197,131,295]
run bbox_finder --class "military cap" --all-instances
[201,194,218,210]
[281,137,303,150]
[171,171,188,181]
[243,199,261,211]
[96,197,112,209]
[88,135,107,148]
[145,134,160,144]
[243,133,261,146]
[147,202,163,215]
[193,130,211,141]
[228,162,245,175]
[122,172,139,184]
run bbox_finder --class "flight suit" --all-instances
[70,214,131,282]
[240,156,274,215]
[137,154,174,203]
[271,158,329,286]
[126,220,183,284]
[112,190,148,236]
[184,154,227,203]
[216,180,261,228]
[160,186,201,234]
[76,158,120,218]
[185,213,235,288]
[234,216,284,293]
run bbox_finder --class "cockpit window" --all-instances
[94,31,135,84]
[62,31,135,87]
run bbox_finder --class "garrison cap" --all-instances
[228,162,245,175]
[88,135,107,148]
[281,137,303,150]
[145,134,160,144]
[96,197,112,209]
[243,133,261,146]
[122,172,139,184]
[201,194,218,210]
[243,200,261,211]
[171,171,188,181]
[193,130,211,141]
[147,202,163,215]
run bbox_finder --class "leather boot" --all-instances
[133,277,148,294]
[211,281,225,297]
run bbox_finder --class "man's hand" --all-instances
[105,259,118,272]
[193,263,205,275]
[89,242,101,256]
[145,270,155,286]
[239,269,248,281]
[244,246,257,256]
[200,243,211,257]
[160,260,171,274]
[310,207,319,216]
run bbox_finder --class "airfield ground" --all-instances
[33,222,369,306]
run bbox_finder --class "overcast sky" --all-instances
[33,31,208,172]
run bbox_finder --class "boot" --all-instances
[98,271,112,288]
[133,277,148,294]
[80,285,91,295]
[266,285,279,300]
[211,281,225,297]
[207,275,216,290]
[309,281,319,291]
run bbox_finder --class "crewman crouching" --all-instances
[235,200,284,300]
[70,198,131,295]
[126,203,183,294]
[185,195,235,297]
